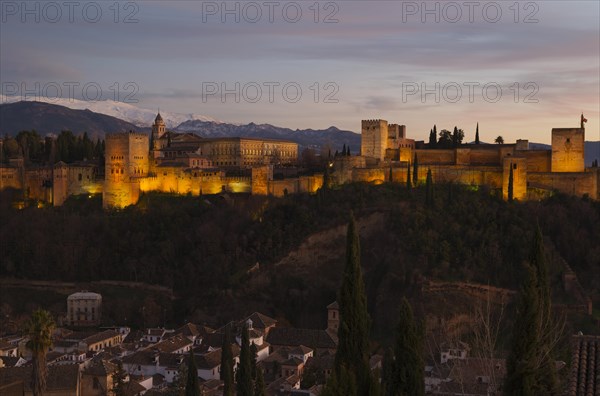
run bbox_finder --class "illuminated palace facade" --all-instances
[333,117,599,201]
[0,113,598,208]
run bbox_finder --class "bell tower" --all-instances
[151,112,166,157]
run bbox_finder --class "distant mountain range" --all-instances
[0,101,140,138]
[0,101,360,151]
[0,95,218,128]
[174,119,361,152]
[0,100,598,164]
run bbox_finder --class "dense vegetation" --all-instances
[1,182,599,336]
[2,130,104,165]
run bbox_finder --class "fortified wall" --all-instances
[337,120,598,201]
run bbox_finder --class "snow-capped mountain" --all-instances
[0,95,219,129]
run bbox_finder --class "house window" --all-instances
[93,377,100,389]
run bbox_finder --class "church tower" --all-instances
[151,112,166,156]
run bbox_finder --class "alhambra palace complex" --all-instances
[0,113,598,207]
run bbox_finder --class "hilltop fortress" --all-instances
[0,113,598,207]
[336,118,598,201]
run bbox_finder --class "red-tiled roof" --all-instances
[568,334,600,396]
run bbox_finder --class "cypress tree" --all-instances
[413,154,419,185]
[505,264,541,396]
[185,349,199,396]
[475,123,480,144]
[254,368,266,396]
[236,325,253,396]
[530,225,558,394]
[428,128,436,147]
[326,212,372,395]
[381,348,395,396]
[406,162,412,190]
[508,163,514,202]
[342,144,346,156]
[391,298,424,396]
[220,326,234,396]
[389,165,393,183]
[425,169,434,207]
[452,126,459,148]
[433,125,437,140]
[347,146,351,156]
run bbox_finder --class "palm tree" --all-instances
[25,309,55,396]
[495,136,504,144]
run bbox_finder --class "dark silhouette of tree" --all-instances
[505,264,540,396]
[428,128,437,148]
[185,349,199,396]
[438,129,452,148]
[475,123,480,144]
[530,225,559,394]
[325,212,373,395]
[25,309,55,396]
[254,368,266,396]
[390,298,424,396]
[236,325,253,396]
[508,164,514,202]
[111,361,128,396]
[406,162,412,190]
[425,169,434,207]
[495,136,504,144]
[412,154,419,185]
[221,326,234,396]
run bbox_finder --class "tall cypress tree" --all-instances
[508,163,514,202]
[505,264,541,396]
[530,225,558,394]
[254,368,266,396]
[391,298,424,396]
[220,326,234,396]
[185,349,199,396]
[475,123,480,144]
[326,212,372,395]
[428,128,436,147]
[381,348,395,396]
[236,325,253,396]
[412,154,419,185]
[425,169,434,207]
[407,162,412,190]
[452,126,459,148]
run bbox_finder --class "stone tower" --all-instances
[551,128,585,172]
[103,132,149,209]
[151,112,166,157]
[361,119,388,161]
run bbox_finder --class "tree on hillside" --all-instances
[505,264,540,395]
[254,368,266,396]
[413,154,419,186]
[425,169,434,207]
[406,162,412,190]
[221,326,234,396]
[236,325,254,396]
[428,128,437,148]
[111,361,128,396]
[495,136,504,144]
[25,309,55,396]
[475,123,480,144]
[530,225,559,394]
[508,164,514,202]
[324,212,374,396]
[185,349,199,396]
[438,129,452,148]
[387,298,424,396]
